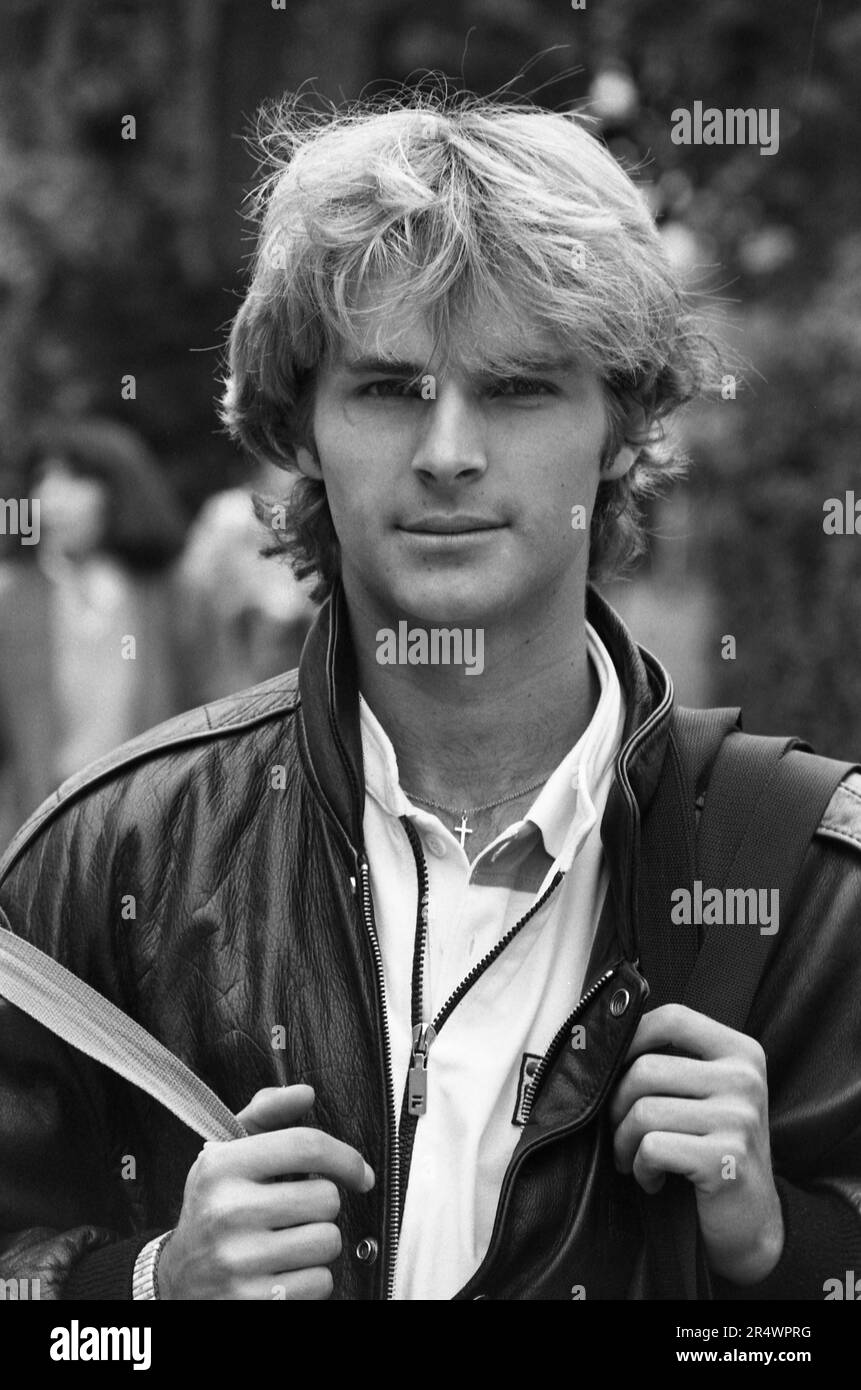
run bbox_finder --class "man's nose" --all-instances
[410,384,488,485]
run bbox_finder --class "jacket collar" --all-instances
[586,586,676,956]
[298,579,676,939]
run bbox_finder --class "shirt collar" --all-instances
[527,620,624,868]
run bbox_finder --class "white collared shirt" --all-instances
[360,622,626,1300]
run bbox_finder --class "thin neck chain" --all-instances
[401,771,552,819]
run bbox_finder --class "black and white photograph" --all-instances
[0,0,859,1364]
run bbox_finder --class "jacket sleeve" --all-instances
[0,794,157,1300]
[712,1179,861,1301]
[713,816,861,1300]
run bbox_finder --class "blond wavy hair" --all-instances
[221,92,717,599]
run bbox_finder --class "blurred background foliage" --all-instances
[1,0,859,754]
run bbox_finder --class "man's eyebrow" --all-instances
[340,356,427,376]
[477,356,578,376]
[338,354,578,376]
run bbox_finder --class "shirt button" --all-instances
[426,835,446,857]
[355,1237,379,1265]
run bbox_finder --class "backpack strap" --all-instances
[683,732,857,1029]
[636,706,857,1300]
[633,705,741,1300]
[636,705,742,1009]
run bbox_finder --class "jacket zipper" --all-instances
[320,602,400,1300]
[396,815,565,1228]
[518,964,617,1126]
[427,871,566,1034]
[357,856,400,1301]
[454,963,624,1297]
[613,662,675,942]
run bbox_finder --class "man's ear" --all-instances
[600,400,650,481]
[295,444,324,481]
[600,443,638,481]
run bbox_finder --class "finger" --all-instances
[614,1096,713,1173]
[237,1084,316,1135]
[205,1222,343,1286]
[623,1004,761,1067]
[632,1130,723,1195]
[253,1221,343,1273]
[609,1053,714,1127]
[214,1125,374,1192]
[246,1177,341,1229]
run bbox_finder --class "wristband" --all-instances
[132,1230,174,1300]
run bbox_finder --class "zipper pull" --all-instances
[407,1023,437,1117]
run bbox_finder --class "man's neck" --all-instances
[350,588,599,809]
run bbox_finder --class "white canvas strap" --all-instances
[0,911,246,1143]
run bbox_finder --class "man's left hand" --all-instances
[609,1003,784,1286]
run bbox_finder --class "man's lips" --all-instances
[398,516,507,535]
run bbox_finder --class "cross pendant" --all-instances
[454,813,473,849]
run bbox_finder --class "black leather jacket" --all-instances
[1,586,860,1300]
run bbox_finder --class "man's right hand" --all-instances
[157,1084,374,1300]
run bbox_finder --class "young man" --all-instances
[1,98,859,1302]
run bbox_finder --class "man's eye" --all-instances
[490,377,555,398]
[360,379,421,398]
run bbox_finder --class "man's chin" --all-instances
[376,571,515,629]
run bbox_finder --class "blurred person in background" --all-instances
[0,418,186,850]
[176,462,317,706]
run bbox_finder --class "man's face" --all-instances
[303,284,614,629]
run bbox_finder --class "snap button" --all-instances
[355,1237,379,1264]
[609,988,630,1017]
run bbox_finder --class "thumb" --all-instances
[237,1083,316,1135]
